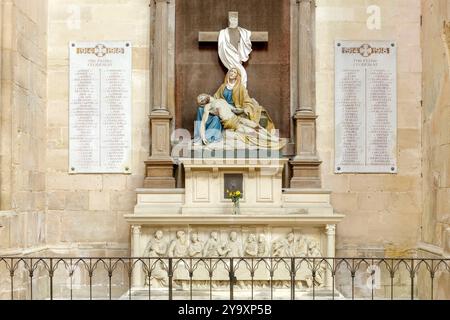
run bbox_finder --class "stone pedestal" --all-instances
[290,159,322,189]
[144,159,175,188]
[290,111,322,189]
[144,111,176,188]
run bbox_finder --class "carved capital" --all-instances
[212,167,219,179]
[325,224,336,236]
[248,167,256,178]
[132,225,142,235]
[296,0,315,7]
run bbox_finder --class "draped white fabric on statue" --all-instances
[218,27,252,87]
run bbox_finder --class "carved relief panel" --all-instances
[139,226,326,288]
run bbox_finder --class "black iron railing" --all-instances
[0,257,449,300]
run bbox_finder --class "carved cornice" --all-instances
[124,214,345,226]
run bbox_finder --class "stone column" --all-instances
[290,0,322,188]
[131,225,142,288]
[145,0,176,188]
[325,224,336,288]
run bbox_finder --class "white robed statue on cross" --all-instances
[198,11,269,88]
[218,12,252,87]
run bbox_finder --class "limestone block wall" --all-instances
[28,0,426,258]
[421,0,450,254]
[315,0,423,256]
[0,0,432,260]
[45,0,150,253]
[418,0,450,300]
[0,0,48,252]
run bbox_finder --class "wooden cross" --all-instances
[198,11,269,47]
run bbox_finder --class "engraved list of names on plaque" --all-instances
[69,41,131,173]
[335,41,397,173]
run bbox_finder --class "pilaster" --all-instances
[290,0,321,188]
[131,225,142,287]
[325,224,336,288]
[145,0,176,188]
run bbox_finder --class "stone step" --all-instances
[122,288,346,300]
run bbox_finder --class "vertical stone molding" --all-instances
[297,0,314,113]
[325,224,336,256]
[290,0,322,189]
[145,0,176,188]
[131,225,142,287]
[325,224,336,287]
[152,0,170,114]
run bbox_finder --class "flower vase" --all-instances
[233,201,240,215]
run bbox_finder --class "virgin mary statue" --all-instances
[214,68,275,132]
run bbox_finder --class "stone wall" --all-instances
[418,0,450,300]
[0,0,48,252]
[1,0,426,258]
[315,0,423,256]
[45,0,150,254]
[421,0,450,254]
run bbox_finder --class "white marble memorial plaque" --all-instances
[335,40,397,173]
[69,41,132,173]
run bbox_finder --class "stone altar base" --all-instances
[125,158,344,292]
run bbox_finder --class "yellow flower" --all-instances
[236,191,241,196]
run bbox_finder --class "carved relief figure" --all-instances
[188,232,204,257]
[271,232,296,257]
[222,231,242,257]
[307,240,322,258]
[167,230,188,257]
[257,234,268,257]
[244,234,258,257]
[305,240,325,288]
[145,230,167,257]
[144,230,168,286]
[284,232,296,257]
[294,235,308,257]
[271,238,285,257]
[203,232,222,257]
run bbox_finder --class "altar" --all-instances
[124,0,345,294]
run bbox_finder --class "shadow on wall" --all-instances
[445,22,450,66]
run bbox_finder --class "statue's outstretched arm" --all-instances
[200,104,211,145]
